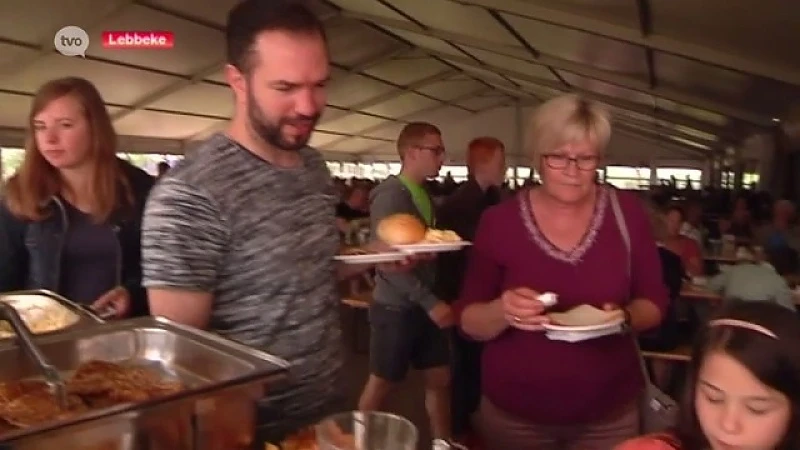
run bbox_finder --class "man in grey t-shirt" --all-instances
[139,0,399,437]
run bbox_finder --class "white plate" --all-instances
[545,326,623,342]
[394,241,472,253]
[334,252,406,264]
[542,316,625,333]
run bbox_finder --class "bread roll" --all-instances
[547,304,619,327]
[376,214,427,245]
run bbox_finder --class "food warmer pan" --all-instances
[0,290,106,342]
[0,316,290,450]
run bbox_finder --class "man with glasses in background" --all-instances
[357,122,464,450]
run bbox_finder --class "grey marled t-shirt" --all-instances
[141,133,343,432]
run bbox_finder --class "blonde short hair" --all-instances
[525,94,612,171]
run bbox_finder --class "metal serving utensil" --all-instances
[0,302,67,410]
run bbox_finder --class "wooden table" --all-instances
[704,255,738,264]
[642,344,692,363]
[682,285,800,306]
[680,285,722,302]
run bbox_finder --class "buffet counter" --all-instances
[0,293,290,450]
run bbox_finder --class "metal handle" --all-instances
[78,303,117,321]
[94,305,118,321]
[0,302,67,409]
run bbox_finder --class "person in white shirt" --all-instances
[707,246,795,311]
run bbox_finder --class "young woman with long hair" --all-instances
[0,76,154,317]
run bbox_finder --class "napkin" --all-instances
[538,292,558,307]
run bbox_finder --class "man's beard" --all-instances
[246,88,319,152]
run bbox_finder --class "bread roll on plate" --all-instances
[376,214,427,245]
[547,304,620,327]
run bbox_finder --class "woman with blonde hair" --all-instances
[454,94,668,449]
[0,77,154,317]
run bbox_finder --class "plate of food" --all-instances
[333,247,406,264]
[543,304,624,332]
[0,294,81,339]
[376,214,471,254]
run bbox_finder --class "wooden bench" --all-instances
[642,344,693,396]
[342,296,370,309]
[642,344,693,363]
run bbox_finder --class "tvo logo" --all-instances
[54,26,89,57]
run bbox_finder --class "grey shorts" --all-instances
[368,303,451,382]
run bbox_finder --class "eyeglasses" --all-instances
[417,145,446,156]
[542,154,599,171]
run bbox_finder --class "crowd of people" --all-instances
[329,95,800,450]
[0,1,799,450]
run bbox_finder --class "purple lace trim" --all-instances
[518,186,609,265]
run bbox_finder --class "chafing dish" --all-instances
[0,316,290,450]
[0,290,104,342]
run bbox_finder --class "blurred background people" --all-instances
[663,205,704,277]
[435,136,506,439]
[706,246,796,311]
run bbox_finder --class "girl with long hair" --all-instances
[617,301,800,449]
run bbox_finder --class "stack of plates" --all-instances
[543,319,625,342]
[334,241,472,265]
[542,305,625,342]
[394,241,471,253]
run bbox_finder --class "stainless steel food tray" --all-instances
[0,316,291,449]
[0,290,104,342]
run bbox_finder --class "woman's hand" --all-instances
[500,287,549,331]
[91,286,131,319]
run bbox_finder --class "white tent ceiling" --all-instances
[0,0,798,160]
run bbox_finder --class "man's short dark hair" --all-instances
[396,122,441,158]
[226,0,327,75]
